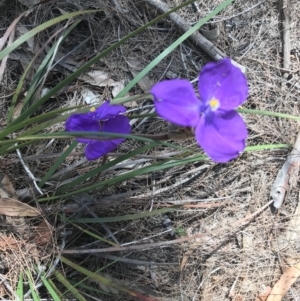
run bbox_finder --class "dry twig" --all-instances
[281,0,291,70]
[265,262,300,301]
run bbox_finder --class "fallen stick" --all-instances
[144,0,224,61]
[265,262,300,301]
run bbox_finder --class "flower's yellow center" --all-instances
[209,98,220,111]
[90,107,96,112]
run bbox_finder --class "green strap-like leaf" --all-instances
[26,271,40,301]
[53,270,88,301]
[61,256,160,301]
[40,276,61,301]
[70,206,181,223]
[16,272,23,301]
[38,141,78,188]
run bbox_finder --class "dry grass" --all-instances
[1,0,300,300]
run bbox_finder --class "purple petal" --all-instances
[65,114,100,143]
[85,115,131,160]
[91,101,126,121]
[199,58,248,110]
[102,115,131,138]
[85,140,120,160]
[195,111,247,163]
[151,79,201,127]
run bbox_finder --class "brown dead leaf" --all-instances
[0,11,30,82]
[255,286,272,301]
[126,58,154,92]
[0,283,6,297]
[80,70,116,86]
[34,221,53,245]
[270,133,300,208]
[0,12,25,50]
[26,243,40,266]
[81,88,101,105]
[0,27,15,82]
[0,197,40,217]
[0,235,22,251]
[12,101,24,121]
[16,25,36,52]
[0,175,16,198]
[79,70,125,98]
[266,262,300,301]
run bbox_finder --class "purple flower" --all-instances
[151,58,248,163]
[65,101,131,160]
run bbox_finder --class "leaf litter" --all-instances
[0,197,40,217]
[0,175,51,298]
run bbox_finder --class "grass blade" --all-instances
[7,19,82,124]
[61,256,160,301]
[53,270,88,301]
[71,223,118,246]
[60,153,207,196]
[26,271,39,301]
[46,279,63,299]
[0,105,86,140]
[40,276,61,301]
[54,142,161,193]
[71,206,180,223]
[38,141,78,188]
[16,272,23,301]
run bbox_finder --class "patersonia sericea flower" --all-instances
[65,101,131,160]
[151,58,248,163]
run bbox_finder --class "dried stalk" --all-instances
[281,0,291,70]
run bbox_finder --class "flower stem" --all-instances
[238,108,300,121]
[245,144,290,151]
[138,128,194,141]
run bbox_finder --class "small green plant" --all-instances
[174,226,187,237]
